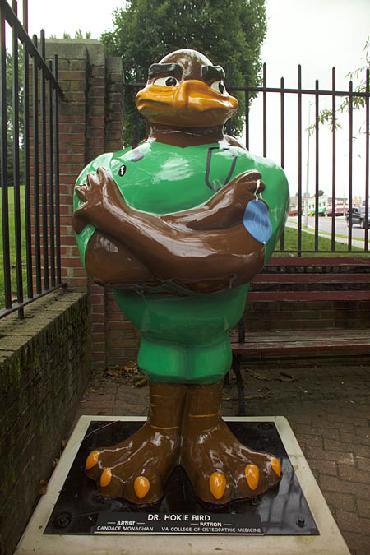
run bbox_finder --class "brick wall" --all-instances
[43,40,138,371]
[0,291,90,555]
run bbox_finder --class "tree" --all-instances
[74,29,92,39]
[49,31,92,39]
[101,0,266,146]
[308,37,369,136]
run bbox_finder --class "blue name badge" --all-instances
[243,199,272,245]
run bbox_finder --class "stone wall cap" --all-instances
[45,39,105,62]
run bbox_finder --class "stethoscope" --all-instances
[118,144,238,192]
[205,146,238,192]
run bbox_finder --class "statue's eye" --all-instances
[153,76,179,87]
[210,80,227,95]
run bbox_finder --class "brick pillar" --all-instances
[44,40,94,289]
[43,39,137,370]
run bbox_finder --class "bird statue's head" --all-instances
[136,49,238,128]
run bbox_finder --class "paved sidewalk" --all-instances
[285,217,365,249]
[74,360,370,555]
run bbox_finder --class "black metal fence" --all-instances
[0,0,63,318]
[2,4,369,315]
[233,63,370,256]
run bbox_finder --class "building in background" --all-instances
[289,194,352,217]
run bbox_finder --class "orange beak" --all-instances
[136,80,238,127]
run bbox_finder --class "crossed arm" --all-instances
[73,168,265,292]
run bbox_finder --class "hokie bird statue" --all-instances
[73,49,289,505]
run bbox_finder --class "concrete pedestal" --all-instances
[15,416,350,555]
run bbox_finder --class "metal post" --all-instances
[314,80,319,252]
[365,69,369,252]
[304,101,312,229]
[48,60,55,286]
[297,65,302,256]
[22,0,28,32]
[32,34,42,294]
[39,29,49,290]
[262,62,267,157]
[11,0,24,317]
[348,80,353,251]
[0,6,12,309]
[279,76,285,251]
[244,88,249,150]
[23,44,33,298]
[331,67,336,252]
[53,54,62,285]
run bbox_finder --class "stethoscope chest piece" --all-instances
[205,146,238,192]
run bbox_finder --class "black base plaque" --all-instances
[45,420,318,536]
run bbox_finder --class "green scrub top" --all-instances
[74,139,289,383]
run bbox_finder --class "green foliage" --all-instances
[74,30,92,39]
[307,108,342,136]
[344,37,370,109]
[101,0,267,145]
[49,30,92,39]
[279,226,363,255]
[308,37,369,137]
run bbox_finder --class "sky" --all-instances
[25,0,370,199]
[255,0,370,200]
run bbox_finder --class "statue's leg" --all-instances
[181,382,281,504]
[85,382,187,503]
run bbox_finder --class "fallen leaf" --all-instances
[38,479,48,496]
[133,376,148,388]
[249,370,273,381]
[277,371,297,382]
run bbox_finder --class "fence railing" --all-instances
[233,63,370,256]
[128,62,369,256]
[0,0,64,318]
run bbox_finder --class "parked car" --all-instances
[310,208,327,216]
[346,203,370,229]
[326,207,345,217]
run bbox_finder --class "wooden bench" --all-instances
[232,329,370,359]
[229,257,370,415]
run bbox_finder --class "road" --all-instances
[287,215,368,247]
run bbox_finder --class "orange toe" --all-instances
[245,464,260,491]
[209,472,226,500]
[134,476,150,499]
[86,450,100,470]
[100,468,112,488]
[271,457,281,477]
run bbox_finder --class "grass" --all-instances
[308,228,366,243]
[274,225,365,256]
[0,185,28,309]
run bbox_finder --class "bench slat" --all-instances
[231,330,370,357]
[252,273,370,284]
[269,257,370,267]
[248,290,370,301]
[233,344,370,357]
